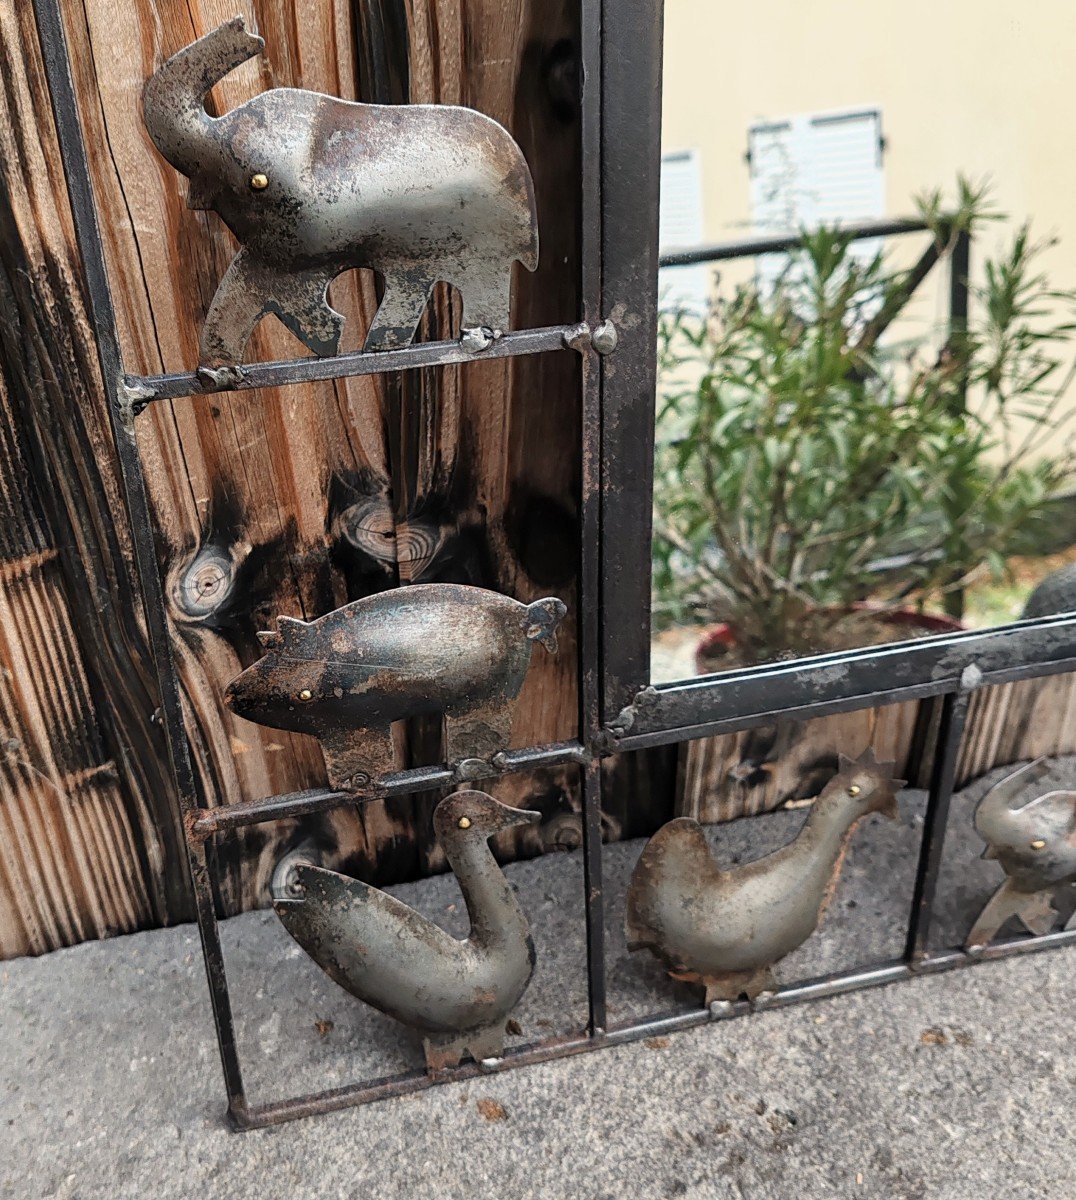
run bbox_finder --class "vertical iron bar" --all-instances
[943,228,971,621]
[579,760,607,1032]
[904,687,971,961]
[30,0,248,1120]
[597,0,665,720]
[579,0,607,1035]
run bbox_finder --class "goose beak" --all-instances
[497,804,542,830]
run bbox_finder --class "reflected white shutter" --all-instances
[658,149,711,314]
[748,108,884,291]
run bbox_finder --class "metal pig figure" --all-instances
[143,17,539,366]
[224,583,566,788]
[965,758,1076,950]
[274,790,539,1071]
[626,748,903,1004]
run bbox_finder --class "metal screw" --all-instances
[591,319,618,355]
[298,688,313,702]
[250,173,269,190]
[458,816,472,829]
[1030,839,1046,850]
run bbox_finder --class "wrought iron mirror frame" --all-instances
[29,0,1076,1131]
[598,4,1076,746]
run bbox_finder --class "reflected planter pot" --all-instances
[693,605,965,675]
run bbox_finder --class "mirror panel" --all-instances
[653,3,1076,685]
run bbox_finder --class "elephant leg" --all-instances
[199,248,272,367]
[965,879,1034,951]
[363,273,433,351]
[458,267,512,335]
[443,703,512,765]
[262,267,344,358]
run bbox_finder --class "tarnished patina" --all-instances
[274,790,539,1071]
[626,748,903,1003]
[143,16,539,365]
[965,758,1076,949]
[224,583,566,787]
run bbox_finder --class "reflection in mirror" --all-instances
[652,5,1076,684]
[929,674,1076,952]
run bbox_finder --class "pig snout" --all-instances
[523,597,567,654]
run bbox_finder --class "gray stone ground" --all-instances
[2,767,1074,1199]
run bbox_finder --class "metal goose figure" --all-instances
[626,748,902,1004]
[274,790,540,1071]
[965,758,1076,950]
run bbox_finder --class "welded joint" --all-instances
[561,318,620,356]
[197,364,247,392]
[596,685,660,751]
[118,379,157,418]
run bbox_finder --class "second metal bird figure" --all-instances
[626,748,903,1004]
[273,789,540,1072]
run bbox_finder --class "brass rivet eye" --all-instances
[848,785,861,797]
[1030,839,1046,850]
[458,816,472,830]
[298,688,313,702]
[250,173,269,190]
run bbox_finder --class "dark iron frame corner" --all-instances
[31,0,1076,1131]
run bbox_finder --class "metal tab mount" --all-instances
[143,17,540,367]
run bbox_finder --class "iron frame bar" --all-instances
[29,0,1076,1133]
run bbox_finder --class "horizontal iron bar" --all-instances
[130,324,588,402]
[658,216,937,268]
[234,1031,594,1129]
[233,928,1075,1129]
[617,618,1076,750]
[192,740,589,836]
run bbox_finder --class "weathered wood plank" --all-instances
[957,675,1076,786]
[0,1,176,953]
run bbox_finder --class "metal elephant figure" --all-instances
[143,16,539,367]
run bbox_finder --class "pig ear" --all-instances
[256,630,282,649]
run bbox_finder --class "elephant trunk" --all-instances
[142,16,264,181]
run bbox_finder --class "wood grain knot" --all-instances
[337,500,443,579]
[338,499,397,564]
[173,547,236,619]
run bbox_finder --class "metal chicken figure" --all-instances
[626,748,903,1004]
[143,17,539,366]
[273,790,539,1071]
[965,758,1076,950]
[224,583,565,788]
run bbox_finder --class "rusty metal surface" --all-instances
[966,758,1076,948]
[224,583,565,788]
[143,16,539,366]
[273,790,539,1071]
[626,748,902,1003]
